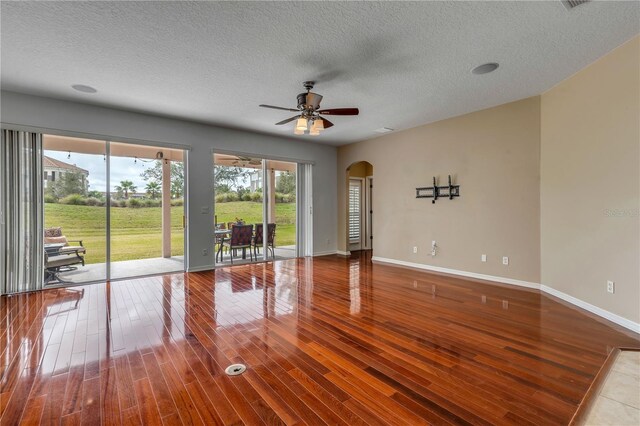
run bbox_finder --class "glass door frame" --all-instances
[212,149,311,267]
[41,131,189,286]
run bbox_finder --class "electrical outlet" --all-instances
[607,280,615,294]
[202,248,208,256]
[481,254,487,262]
[413,246,418,254]
[502,256,509,265]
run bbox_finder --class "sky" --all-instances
[45,150,157,193]
[44,150,272,193]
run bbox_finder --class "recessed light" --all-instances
[374,127,394,133]
[471,63,499,75]
[71,84,97,93]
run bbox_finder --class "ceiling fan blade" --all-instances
[320,117,334,129]
[259,104,299,112]
[317,108,359,116]
[275,115,300,125]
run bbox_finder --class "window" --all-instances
[349,180,361,242]
[51,171,56,182]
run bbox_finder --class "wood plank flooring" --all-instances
[1,253,638,425]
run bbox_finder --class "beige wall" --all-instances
[338,96,542,283]
[541,36,640,323]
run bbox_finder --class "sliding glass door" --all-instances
[213,154,264,265]
[43,135,107,284]
[109,142,185,280]
[266,159,297,258]
[213,153,300,266]
[40,134,186,286]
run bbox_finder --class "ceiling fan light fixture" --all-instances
[296,117,308,131]
[312,119,324,131]
[294,127,305,135]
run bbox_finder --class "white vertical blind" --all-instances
[349,180,361,242]
[297,163,313,257]
[0,130,44,294]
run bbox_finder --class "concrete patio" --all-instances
[214,245,297,266]
[46,245,297,284]
[46,256,185,284]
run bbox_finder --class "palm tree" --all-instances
[145,182,161,199]
[115,180,137,199]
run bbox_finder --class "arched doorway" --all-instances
[346,161,373,253]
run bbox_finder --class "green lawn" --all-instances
[44,202,295,264]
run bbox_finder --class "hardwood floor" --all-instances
[1,253,638,425]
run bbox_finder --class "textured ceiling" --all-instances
[1,1,638,146]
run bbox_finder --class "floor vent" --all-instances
[225,364,247,376]
[561,0,590,10]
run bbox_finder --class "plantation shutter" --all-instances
[349,180,361,243]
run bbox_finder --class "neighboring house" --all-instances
[249,170,281,192]
[249,170,262,192]
[43,156,89,191]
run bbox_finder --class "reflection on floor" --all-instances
[3,253,638,424]
[215,245,296,266]
[584,350,640,425]
[46,256,184,284]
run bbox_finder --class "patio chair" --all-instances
[44,227,86,256]
[44,249,85,284]
[222,224,254,264]
[253,223,276,259]
[215,223,228,261]
[43,227,86,283]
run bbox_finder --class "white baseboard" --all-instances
[313,251,337,257]
[371,256,540,290]
[541,285,640,334]
[372,256,640,335]
[187,264,215,273]
[336,250,351,256]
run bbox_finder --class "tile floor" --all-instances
[584,350,640,425]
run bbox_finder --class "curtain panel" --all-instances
[0,129,44,294]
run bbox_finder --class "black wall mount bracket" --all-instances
[416,175,460,204]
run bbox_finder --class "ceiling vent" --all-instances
[561,0,590,10]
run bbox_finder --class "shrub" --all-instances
[110,199,127,207]
[44,194,57,203]
[249,192,263,202]
[127,198,142,208]
[241,193,252,201]
[142,199,161,207]
[215,193,239,203]
[60,194,87,205]
[282,193,296,203]
[84,197,103,206]
[170,199,184,206]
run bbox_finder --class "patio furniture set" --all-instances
[43,220,277,285]
[215,222,276,264]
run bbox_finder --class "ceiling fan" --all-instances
[259,81,359,135]
[232,156,261,167]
